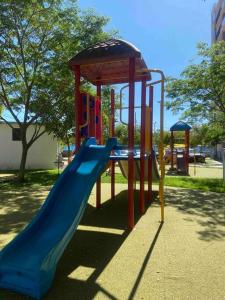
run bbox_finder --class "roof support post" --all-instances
[74,65,81,153]
[128,57,135,230]
[96,83,102,209]
[110,89,115,201]
[185,130,190,174]
[170,130,174,170]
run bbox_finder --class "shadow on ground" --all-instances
[0,187,48,239]
[1,184,224,299]
[0,190,160,300]
[165,188,225,241]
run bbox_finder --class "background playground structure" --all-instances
[169,121,191,175]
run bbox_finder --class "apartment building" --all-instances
[211,0,225,42]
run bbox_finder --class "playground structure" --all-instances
[170,121,191,175]
[0,39,165,299]
[69,39,165,229]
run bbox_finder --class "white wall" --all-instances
[0,124,57,170]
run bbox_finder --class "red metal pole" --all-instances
[184,130,187,173]
[111,89,115,200]
[74,65,81,153]
[89,96,96,137]
[139,79,146,214]
[96,83,102,208]
[128,57,135,230]
[185,130,190,174]
[171,131,174,169]
[148,86,153,202]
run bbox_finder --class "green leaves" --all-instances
[166,41,225,144]
[0,0,117,133]
[0,0,117,179]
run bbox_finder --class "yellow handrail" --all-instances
[146,69,165,223]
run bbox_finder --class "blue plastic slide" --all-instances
[0,137,117,299]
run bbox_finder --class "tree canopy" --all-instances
[166,41,225,144]
[190,123,225,146]
[0,0,116,180]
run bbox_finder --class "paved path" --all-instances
[0,184,224,299]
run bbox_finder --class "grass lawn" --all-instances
[1,169,225,193]
[164,176,225,193]
[0,169,58,189]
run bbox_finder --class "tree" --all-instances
[190,125,207,147]
[153,130,175,148]
[44,97,74,162]
[204,124,225,145]
[115,123,141,145]
[190,124,225,146]
[101,86,121,141]
[166,41,225,143]
[0,0,115,181]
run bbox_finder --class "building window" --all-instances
[12,128,22,141]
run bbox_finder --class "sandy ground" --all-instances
[0,183,225,300]
[164,158,223,179]
[188,165,223,178]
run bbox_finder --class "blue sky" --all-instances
[78,0,215,130]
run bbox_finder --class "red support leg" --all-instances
[111,161,115,200]
[128,57,135,230]
[148,86,153,202]
[185,130,190,174]
[139,79,146,214]
[96,83,102,209]
[74,65,81,153]
[171,130,174,170]
[111,89,115,200]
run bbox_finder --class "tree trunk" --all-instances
[18,126,29,182]
[18,143,28,182]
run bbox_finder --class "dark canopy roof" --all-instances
[68,39,151,85]
[170,121,192,131]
